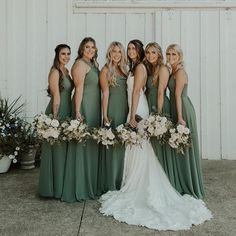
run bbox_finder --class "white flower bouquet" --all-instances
[33,114,61,145]
[116,123,145,148]
[60,119,90,143]
[168,124,191,154]
[92,126,116,149]
[143,113,173,144]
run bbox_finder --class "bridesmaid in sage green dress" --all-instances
[39,44,73,198]
[166,44,205,199]
[98,41,128,193]
[61,37,101,202]
[144,42,181,192]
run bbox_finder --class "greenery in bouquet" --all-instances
[168,124,192,154]
[60,118,91,143]
[33,114,61,145]
[0,97,24,162]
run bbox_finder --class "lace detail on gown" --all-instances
[99,73,212,230]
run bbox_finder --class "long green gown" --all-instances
[38,75,73,198]
[145,75,181,192]
[61,62,101,202]
[98,75,128,194]
[168,74,205,199]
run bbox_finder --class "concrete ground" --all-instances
[0,160,235,236]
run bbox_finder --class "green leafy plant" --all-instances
[0,96,24,162]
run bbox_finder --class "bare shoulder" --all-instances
[175,69,187,78]
[159,65,169,75]
[135,63,147,75]
[175,69,187,84]
[136,63,146,71]
[100,65,109,74]
[48,68,59,80]
[72,59,89,73]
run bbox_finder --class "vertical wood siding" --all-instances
[0,0,235,159]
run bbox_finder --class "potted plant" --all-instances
[0,97,24,173]
[19,121,39,170]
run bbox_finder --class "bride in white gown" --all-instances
[99,40,212,230]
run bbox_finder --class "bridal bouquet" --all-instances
[91,126,116,149]
[168,124,191,154]
[60,119,90,143]
[116,123,144,148]
[33,114,60,145]
[143,113,173,144]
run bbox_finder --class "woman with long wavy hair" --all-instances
[39,44,74,198]
[98,41,128,193]
[61,37,101,202]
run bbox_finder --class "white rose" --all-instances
[170,128,176,134]
[51,130,59,139]
[147,126,154,135]
[116,124,124,132]
[67,126,74,132]
[177,125,185,134]
[183,127,190,135]
[45,118,52,125]
[130,131,137,139]
[147,115,155,123]
[107,129,115,140]
[51,119,59,128]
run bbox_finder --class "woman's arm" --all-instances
[175,69,187,126]
[100,66,110,125]
[71,60,88,120]
[48,69,60,118]
[157,65,169,114]
[130,64,147,128]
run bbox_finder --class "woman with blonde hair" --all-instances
[144,42,181,192]
[167,43,205,199]
[98,41,128,193]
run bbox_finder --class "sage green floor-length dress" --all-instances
[168,74,205,199]
[61,63,101,202]
[145,75,182,192]
[38,75,73,198]
[98,75,128,194]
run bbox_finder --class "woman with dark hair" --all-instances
[167,44,205,199]
[144,42,181,192]
[39,44,73,198]
[62,37,101,202]
[127,39,145,75]
[99,40,212,230]
[98,41,128,193]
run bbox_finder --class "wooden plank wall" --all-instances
[0,0,235,160]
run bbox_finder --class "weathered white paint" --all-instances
[0,0,235,160]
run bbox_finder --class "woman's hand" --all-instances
[103,116,111,127]
[129,117,137,128]
[76,111,83,121]
[178,118,186,127]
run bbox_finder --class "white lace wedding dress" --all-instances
[99,74,212,230]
